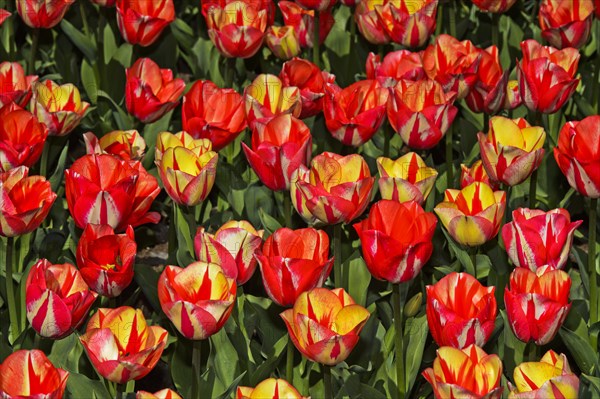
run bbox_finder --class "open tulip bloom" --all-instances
[0,350,68,398]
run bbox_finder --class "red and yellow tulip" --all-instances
[155,131,213,161]
[16,0,73,28]
[0,350,68,398]
[0,61,38,108]
[0,104,48,172]
[539,0,595,49]
[279,1,335,48]
[460,160,499,190]
[237,378,307,399]
[137,389,183,399]
[377,153,438,204]
[83,130,146,162]
[355,0,391,45]
[375,0,438,48]
[116,0,175,47]
[365,50,425,86]
[266,26,301,60]
[471,0,517,13]
[244,74,302,128]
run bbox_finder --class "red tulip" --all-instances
[0,104,48,172]
[65,154,161,231]
[295,0,336,12]
[279,1,335,48]
[502,208,582,271]
[26,259,98,339]
[426,272,497,348]
[244,74,302,128]
[460,160,499,190]
[125,58,185,124]
[539,0,595,49]
[280,57,335,118]
[0,62,38,108]
[471,0,517,13]
[0,350,68,398]
[256,227,333,307]
[323,80,389,146]
[354,0,390,45]
[354,200,437,284]
[116,0,175,47]
[0,167,56,237]
[375,0,438,48]
[387,79,458,150]
[83,130,146,161]
[365,51,425,87]
[181,80,247,151]
[242,114,312,191]
[16,0,73,28]
[504,267,571,345]
[554,115,600,198]
[516,40,580,114]
[0,9,9,25]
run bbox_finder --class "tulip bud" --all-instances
[404,292,423,318]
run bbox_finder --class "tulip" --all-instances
[16,0,73,28]
[26,259,98,339]
[504,267,571,345]
[508,350,579,399]
[244,74,302,128]
[0,350,68,398]
[0,167,56,237]
[116,0,175,47]
[435,182,506,247]
[266,26,301,60]
[387,79,458,150]
[83,130,146,161]
[76,224,137,298]
[323,80,389,146]
[280,287,370,365]
[478,116,546,186]
[354,0,390,45]
[291,152,375,225]
[242,114,312,191]
[516,40,580,114]
[65,154,161,231]
[376,153,438,204]
[279,57,334,118]
[137,389,183,399]
[155,137,218,207]
[80,306,169,384]
[460,160,500,190]
[125,58,185,124]
[237,379,307,399]
[365,51,425,87]
[256,227,333,307]
[375,0,438,48]
[0,61,38,107]
[204,1,267,59]
[181,80,247,151]
[502,208,582,271]
[354,200,437,283]
[423,345,503,399]
[554,115,600,198]
[30,80,90,136]
[155,131,213,161]
[195,220,264,285]
[158,261,237,340]
[471,0,517,13]
[422,34,481,99]
[0,104,48,172]
[426,272,497,348]
[539,0,594,49]
[279,1,335,48]
[202,0,276,25]
[295,0,335,11]
[0,9,9,26]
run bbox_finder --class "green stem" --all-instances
[80,1,90,37]
[40,141,50,178]
[125,380,135,396]
[283,194,292,227]
[191,340,202,399]
[449,0,457,38]
[527,342,540,362]
[225,57,236,89]
[313,11,320,68]
[28,29,40,75]
[333,224,342,289]
[323,365,333,399]
[393,284,406,399]
[435,1,444,36]
[5,237,19,344]
[529,169,537,208]
[446,123,454,188]
[594,20,600,112]
[471,248,478,279]
[491,13,499,47]
[383,126,391,158]
[590,198,598,333]
[167,202,178,263]
[483,113,489,132]
[286,338,294,383]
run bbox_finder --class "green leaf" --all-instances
[49,334,83,373]
[133,264,162,314]
[103,23,117,63]
[258,208,282,237]
[60,19,97,62]
[346,250,371,307]
[404,314,429,395]
[80,59,98,103]
[210,328,241,390]
[559,327,600,374]
[65,372,111,399]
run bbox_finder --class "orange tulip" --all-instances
[237,379,307,399]
[0,350,68,398]
[0,104,48,172]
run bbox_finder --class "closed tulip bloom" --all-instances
[65,154,161,230]
[155,131,213,161]
[504,267,571,345]
[296,0,335,11]
[242,114,312,191]
[83,130,146,161]
[279,1,335,48]
[502,208,582,271]
[291,152,375,225]
[202,0,276,25]
[0,62,38,107]
[423,345,503,399]
[244,74,302,128]
[280,288,370,365]
[365,51,425,87]
[508,350,579,399]
[16,0,73,28]
[377,153,438,204]
[461,160,500,190]
[478,116,545,186]
[354,0,391,45]
[116,0,174,46]
[137,389,183,399]
[256,227,333,307]
[195,220,264,285]
[426,272,497,348]
[0,350,68,398]
[266,26,301,60]
[181,80,247,151]
[205,1,267,59]
[280,57,335,118]
[471,0,517,12]
[80,307,168,384]
[0,104,48,172]
[323,80,389,146]
[125,58,185,124]
[158,261,237,340]
[0,167,56,237]
[539,0,594,49]
[354,200,437,284]
[375,0,438,48]
[387,79,458,150]
[517,40,580,114]
[26,259,98,339]
[237,379,307,399]
[554,116,600,198]
[435,182,506,247]
[30,80,90,136]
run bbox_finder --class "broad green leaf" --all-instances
[60,19,97,62]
